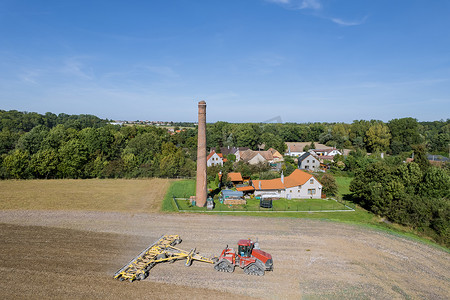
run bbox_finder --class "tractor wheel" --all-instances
[244,263,265,276]
[214,260,234,273]
[136,272,147,281]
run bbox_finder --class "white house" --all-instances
[310,148,342,157]
[252,169,322,199]
[207,151,223,167]
[297,152,320,171]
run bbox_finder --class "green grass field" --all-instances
[174,197,351,212]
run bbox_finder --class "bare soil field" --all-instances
[1,210,449,299]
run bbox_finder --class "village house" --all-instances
[297,152,320,171]
[237,149,269,165]
[285,142,327,156]
[220,146,249,157]
[207,150,224,167]
[309,148,342,161]
[227,172,244,185]
[267,148,284,163]
[252,169,322,199]
[236,148,284,165]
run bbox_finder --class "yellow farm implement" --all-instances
[114,234,217,282]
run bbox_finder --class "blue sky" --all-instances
[0,0,449,123]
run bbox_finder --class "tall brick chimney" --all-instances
[195,100,207,207]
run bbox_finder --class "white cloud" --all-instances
[267,0,290,4]
[265,0,368,27]
[298,0,322,10]
[61,57,94,80]
[18,69,42,84]
[266,0,322,10]
[331,16,368,26]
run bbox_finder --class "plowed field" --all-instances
[1,210,449,299]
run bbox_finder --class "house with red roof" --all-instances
[227,172,243,185]
[252,169,322,199]
[207,150,224,167]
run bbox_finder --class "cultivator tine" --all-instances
[114,235,215,282]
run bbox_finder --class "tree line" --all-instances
[1,110,449,180]
[205,118,449,156]
[0,110,196,179]
[349,150,449,246]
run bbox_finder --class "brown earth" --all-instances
[0,210,449,299]
[0,179,171,212]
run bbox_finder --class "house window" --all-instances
[305,165,309,169]
[298,190,300,193]
[310,179,314,184]
[307,189,316,195]
[290,190,292,193]
[312,160,315,163]
[307,160,309,163]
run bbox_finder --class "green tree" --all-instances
[320,173,338,196]
[29,149,59,179]
[159,142,185,178]
[58,139,89,178]
[331,123,350,149]
[3,149,31,179]
[41,124,69,150]
[419,167,450,198]
[16,125,48,154]
[226,154,236,162]
[396,162,422,193]
[350,120,371,149]
[0,129,20,155]
[411,144,430,172]
[388,118,424,154]
[365,123,391,153]
[233,124,261,149]
[261,132,286,153]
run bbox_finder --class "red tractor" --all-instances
[214,239,273,276]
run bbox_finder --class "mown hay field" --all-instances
[0,178,172,212]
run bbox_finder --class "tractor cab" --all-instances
[237,239,254,258]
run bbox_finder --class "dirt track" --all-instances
[1,210,449,299]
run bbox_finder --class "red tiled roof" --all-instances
[228,172,243,182]
[283,169,313,188]
[207,151,215,161]
[236,186,255,192]
[253,169,317,190]
[268,148,283,158]
[252,178,284,190]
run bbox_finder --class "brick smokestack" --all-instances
[196,100,207,207]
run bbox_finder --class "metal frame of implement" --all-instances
[114,234,216,282]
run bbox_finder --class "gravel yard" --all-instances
[1,210,448,299]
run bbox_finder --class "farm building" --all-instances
[252,169,322,199]
[297,152,320,171]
